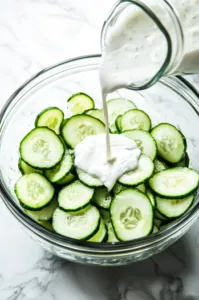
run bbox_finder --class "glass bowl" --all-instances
[1,55,199,266]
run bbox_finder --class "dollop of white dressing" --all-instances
[75,134,141,191]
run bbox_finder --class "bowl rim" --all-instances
[1,54,199,254]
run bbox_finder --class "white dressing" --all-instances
[75,134,141,191]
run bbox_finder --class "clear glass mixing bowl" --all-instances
[1,55,199,266]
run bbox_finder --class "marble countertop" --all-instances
[1,1,199,299]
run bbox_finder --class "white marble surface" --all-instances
[1,1,199,299]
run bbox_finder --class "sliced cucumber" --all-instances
[58,180,94,212]
[99,209,110,225]
[172,152,190,168]
[61,115,105,148]
[99,209,119,242]
[56,172,76,185]
[35,107,64,134]
[76,168,103,188]
[107,221,119,242]
[151,123,186,164]
[18,158,43,175]
[136,184,146,193]
[149,168,199,199]
[39,221,53,231]
[154,218,162,228]
[154,158,168,172]
[112,183,127,194]
[120,109,151,132]
[115,115,122,132]
[87,218,107,242]
[146,187,156,207]
[61,119,69,129]
[93,188,112,210]
[111,189,153,241]
[114,183,146,195]
[160,219,173,226]
[15,173,55,210]
[152,225,159,233]
[67,93,94,114]
[26,196,58,221]
[118,155,154,187]
[122,130,157,160]
[160,219,177,230]
[160,223,170,231]
[20,127,64,169]
[14,91,198,242]
[52,206,100,240]
[85,109,105,123]
[107,98,136,133]
[58,135,68,150]
[44,151,73,183]
[155,210,167,220]
[156,194,194,219]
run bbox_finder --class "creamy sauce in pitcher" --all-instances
[100,0,199,93]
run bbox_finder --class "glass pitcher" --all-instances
[101,0,199,90]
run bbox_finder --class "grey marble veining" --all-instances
[1,1,199,299]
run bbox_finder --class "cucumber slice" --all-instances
[67,93,94,114]
[151,123,186,164]
[87,218,107,242]
[99,209,119,242]
[107,98,136,133]
[155,210,167,220]
[111,189,153,241]
[146,187,156,207]
[56,172,76,185]
[76,168,103,188]
[44,151,73,183]
[152,225,159,233]
[154,218,162,228]
[107,221,119,242]
[160,219,177,230]
[154,158,168,172]
[18,158,43,175]
[58,135,68,150]
[58,180,94,212]
[61,119,69,129]
[39,221,53,231]
[118,155,154,187]
[52,206,100,240]
[149,168,199,199]
[26,196,58,221]
[15,173,55,210]
[85,109,105,123]
[156,194,194,219]
[99,209,110,225]
[160,224,170,231]
[35,107,64,134]
[120,110,152,132]
[172,152,190,168]
[93,188,112,210]
[20,127,65,169]
[122,130,157,160]
[61,115,105,148]
[136,184,146,193]
[112,183,127,194]
[115,115,122,132]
